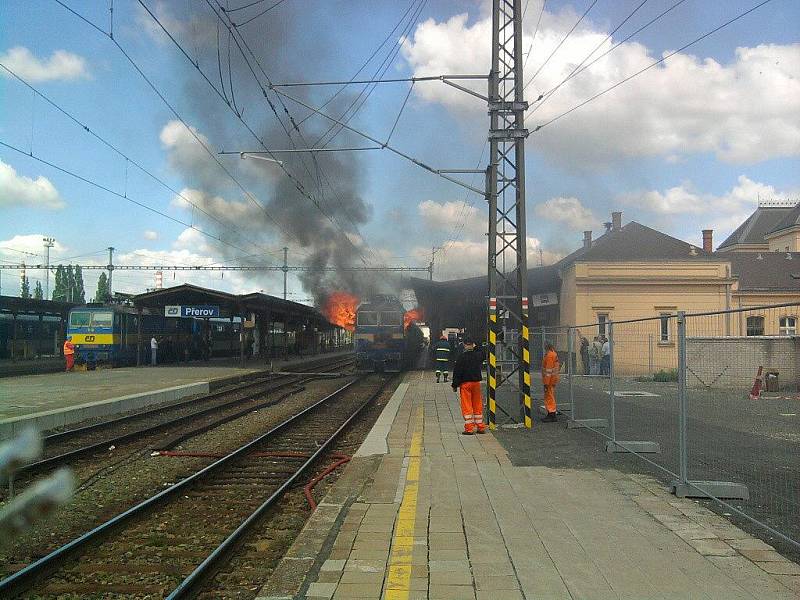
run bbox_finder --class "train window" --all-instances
[380,312,402,326]
[69,312,92,327]
[357,311,378,326]
[91,312,114,328]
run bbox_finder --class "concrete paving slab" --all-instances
[257,370,799,600]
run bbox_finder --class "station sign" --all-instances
[165,305,221,318]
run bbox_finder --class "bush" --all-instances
[653,369,678,382]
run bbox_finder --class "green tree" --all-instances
[34,281,43,300]
[65,265,75,302]
[95,272,110,303]
[52,265,67,301]
[20,274,31,298]
[73,265,85,303]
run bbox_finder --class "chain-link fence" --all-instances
[543,303,800,556]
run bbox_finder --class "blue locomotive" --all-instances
[354,295,407,372]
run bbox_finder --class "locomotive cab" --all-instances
[355,295,405,372]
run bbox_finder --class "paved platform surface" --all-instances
[0,352,349,422]
[261,370,799,599]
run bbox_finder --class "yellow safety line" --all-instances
[384,404,424,599]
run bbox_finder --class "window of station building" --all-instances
[380,311,402,326]
[746,316,765,336]
[659,313,671,342]
[779,316,797,336]
[69,311,92,327]
[597,313,609,337]
[357,311,378,326]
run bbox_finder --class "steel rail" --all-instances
[0,376,368,597]
[165,376,390,598]
[16,357,354,476]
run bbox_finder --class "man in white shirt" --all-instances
[151,336,158,366]
[601,337,610,376]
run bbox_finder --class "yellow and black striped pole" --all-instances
[521,297,532,428]
[487,297,497,430]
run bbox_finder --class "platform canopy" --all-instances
[0,295,76,317]
[132,284,335,329]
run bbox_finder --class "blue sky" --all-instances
[1,0,798,300]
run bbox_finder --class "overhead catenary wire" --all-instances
[228,0,288,27]
[0,139,262,260]
[522,0,547,71]
[53,0,317,260]
[0,59,288,261]
[528,0,690,114]
[523,0,599,91]
[207,0,385,254]
[532,0,777,132]
[312,0,427,150]
[149,0,374,264]
[527,0,651,114]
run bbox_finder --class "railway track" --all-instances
[10,355,354,481]
[0,374,390,599]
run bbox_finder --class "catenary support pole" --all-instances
[609,321,616,442]
[486,0,530,426]
[282,247,288,300]
[677,311,688,483]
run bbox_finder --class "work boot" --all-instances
[443,373,449,382]
[476,428,487,434]
[461,430,475,436]
[541,412,558,423]
[436,373,440,383]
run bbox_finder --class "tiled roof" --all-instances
[558,221,712,266]
[718,206,794,249]
[724,252,800,292]
[767,203,800,236]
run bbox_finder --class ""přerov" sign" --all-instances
[165,305,221,318]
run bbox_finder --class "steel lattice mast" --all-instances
[487,0,531,429]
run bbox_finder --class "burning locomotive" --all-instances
[354,295,423,372]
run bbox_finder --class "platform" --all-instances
[259,370,800,600]
[0,351,351,438]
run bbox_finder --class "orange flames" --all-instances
[404,307,424,330]
[323,291,359,331]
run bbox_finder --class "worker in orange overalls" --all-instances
[451,337,485,435]
[541,341,560,422]
[63,336,75,372]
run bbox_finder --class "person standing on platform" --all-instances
[434,335,451,383]
[63,336,75,372]
[150,336,158,366]
[451,337,485,435]
[541,341,560,422]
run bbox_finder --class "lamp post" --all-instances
[43,238,55,300]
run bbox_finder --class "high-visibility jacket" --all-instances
[63,340,75,356]
[542,349,560,385]
[434,340,451,363]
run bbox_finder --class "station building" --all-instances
[412,204,800,372]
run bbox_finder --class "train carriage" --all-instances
[66,304,240,366]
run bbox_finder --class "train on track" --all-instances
[354,295,424,372]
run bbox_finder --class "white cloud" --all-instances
[0,234,66,263]
[0,46,89,82]
[534,197,599,231]
[418,199,485,239]
[143,230,158,240]
[136,2,215,47]
[400,7,800,165]
[620,175,800,244]
[414,235,560,281]
[0,159,64,209]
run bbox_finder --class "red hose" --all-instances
[303,454,351,511]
